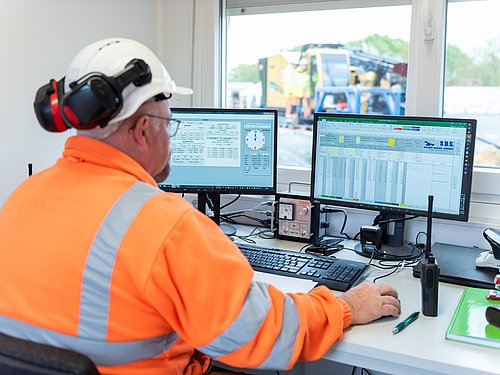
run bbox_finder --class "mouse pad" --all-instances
[413,242,496,289]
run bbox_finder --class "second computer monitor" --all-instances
[311,113,476,257]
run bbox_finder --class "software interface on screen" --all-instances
[311,114,476,221]
[158,108,277,194]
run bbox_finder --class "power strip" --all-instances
[274,193,324,243]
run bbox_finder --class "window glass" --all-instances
[445,0,500,168]
[226,6,411,167]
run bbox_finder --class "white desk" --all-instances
[231,227,498,375]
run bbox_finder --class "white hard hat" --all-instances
[64,38,192,138]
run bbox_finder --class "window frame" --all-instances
[193,0,500,225]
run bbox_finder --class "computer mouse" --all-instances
[485,305,500,328]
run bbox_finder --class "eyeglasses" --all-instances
[145,114,181,137]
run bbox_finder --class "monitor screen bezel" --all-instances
[310,113,477,221]
[158,107,278,195]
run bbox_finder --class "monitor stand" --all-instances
[354,212,421,260]
[354,243,421,260]
[197,193,237,236]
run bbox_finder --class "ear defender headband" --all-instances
[33,59,152,132]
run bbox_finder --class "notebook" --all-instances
[446,287,500,349]
[412,242,496,289]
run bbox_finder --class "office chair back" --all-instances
[0,332,100,374]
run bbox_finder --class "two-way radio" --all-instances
[420,195,440,317]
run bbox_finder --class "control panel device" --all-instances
[274,193,323,243]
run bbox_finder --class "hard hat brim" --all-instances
[171,86,193,95]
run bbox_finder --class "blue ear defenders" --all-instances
[33,58,151,132]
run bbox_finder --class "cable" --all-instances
[221,212,273,228]
[373,214,418,226]
[349,367,374,375]
[366,245,377,266]
[377,255,422,268]
[372,265,401,283]
[221,201,274,229]
[415,230,427,251]
[322,207,347,234]
[321,206,350,239]
[232,226,274,244]
[298,243,310,253]
[220,194,241,210]
[222,201,274,218]
[204,193,215,211]
[368,248,423,283]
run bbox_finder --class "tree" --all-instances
[445,44,476,85]
[476,38,500,86]
[228,63,259,82]
[346,34,408,61]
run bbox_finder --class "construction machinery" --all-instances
[257,43,407,121]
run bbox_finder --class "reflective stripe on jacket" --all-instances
[0,181,177,366]
[0,136,352,374]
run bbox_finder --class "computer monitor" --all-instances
[158,107,278,226]
[311,113,476,259]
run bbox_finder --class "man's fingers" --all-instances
[381,295,401,315]
[378,284,399,299]
[381,303,401,318]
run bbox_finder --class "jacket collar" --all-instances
[62,136,158,187]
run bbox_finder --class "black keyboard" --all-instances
[237,243,368,291]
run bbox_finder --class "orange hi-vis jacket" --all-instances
[0,136,352,374]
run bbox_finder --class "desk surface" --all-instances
[232,226,497,375]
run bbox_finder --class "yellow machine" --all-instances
[258,44,407,119]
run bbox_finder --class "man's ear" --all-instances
[129,115,149,148]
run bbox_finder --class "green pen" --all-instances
[392,311,419,334]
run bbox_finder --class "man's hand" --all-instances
[340,282,401,325]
